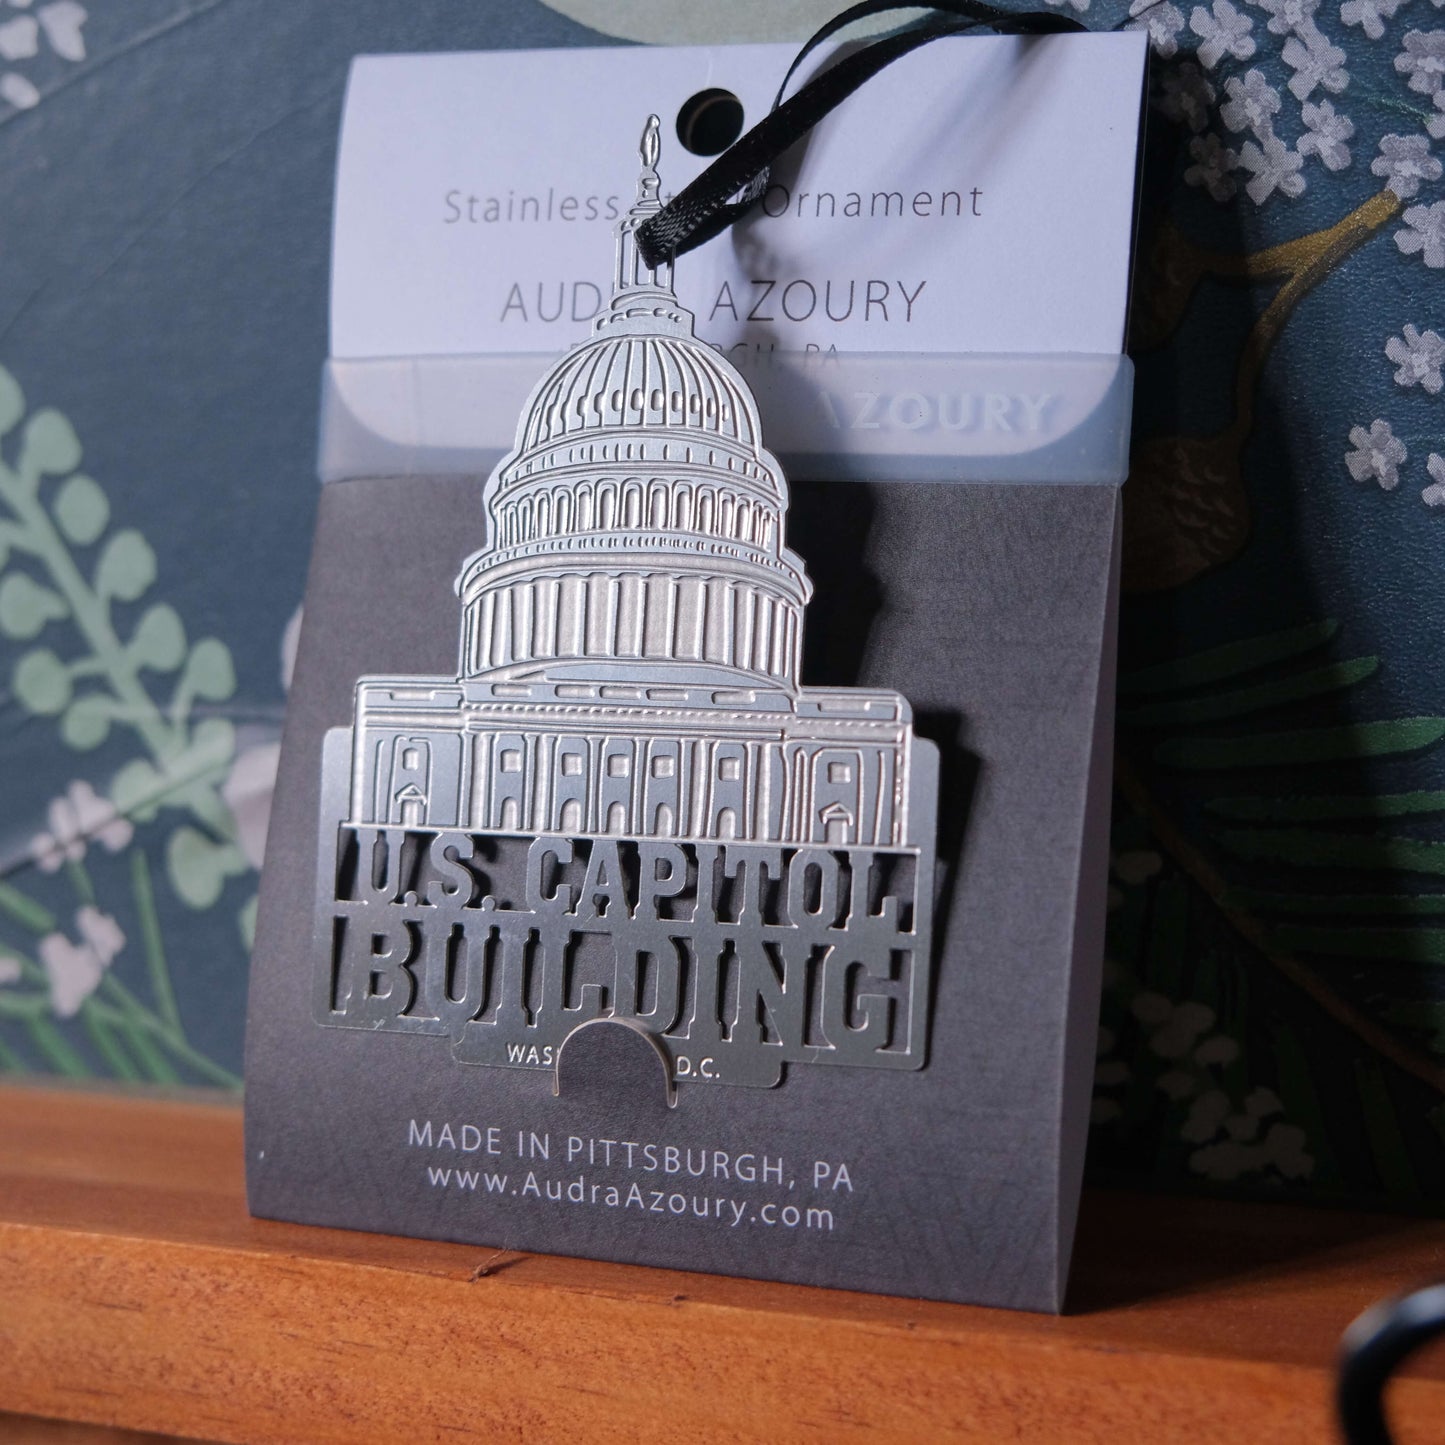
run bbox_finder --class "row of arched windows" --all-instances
[492,478,777,551]
[543,385,735,431]
[517,439,768,483]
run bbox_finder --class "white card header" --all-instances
[332,35,1147,361]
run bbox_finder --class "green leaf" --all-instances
[13,648,72,715]
[0,573,67,639]
[166,826,246,910]
[1353,1059,1420,1199]
[1156,717,1445,770]
[24,1015,90,1078]
[131,849,180,1030]
[1119,658,1378,728]
[18,408,82,478]
[188,715,237,771]
[1208,790,1445,822]
[0,879,56,933]
[1118,620,1339,697]
[1215,828,1445,876]
[111,758,165,823]
[1227,887,1445,917]
[130,603,186,671]
[112,1017,181,1085]
[182,638,236,703]
[83,1012,143,1083]
[1269,1024,1334,1186]
[52,474,109,546]
[238,894,258,951]
[1272,924,1445,965]
[0,366,23,438]
[94,529,156,603]
[111,719,236,825]
[60,695,113,750]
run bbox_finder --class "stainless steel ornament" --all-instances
[313,117,940,1092]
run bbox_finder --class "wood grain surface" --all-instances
[1,1084,1442,1443]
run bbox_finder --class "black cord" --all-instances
[635,0,1087,269]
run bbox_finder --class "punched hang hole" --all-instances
[553,1016,677,1110]
[675,88,744,157]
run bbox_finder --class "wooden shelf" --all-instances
[2,1084,1443,1443]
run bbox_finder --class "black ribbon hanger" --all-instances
[636,0,1088,270]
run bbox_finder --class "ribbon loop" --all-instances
[636,1,1086,269]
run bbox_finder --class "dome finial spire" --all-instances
[593,113,692,335]
[633,113,662,209]
[641,113,660,175]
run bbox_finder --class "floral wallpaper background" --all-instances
[1,0,1442,1210]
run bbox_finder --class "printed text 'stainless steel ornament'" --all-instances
[313,118,940,1092]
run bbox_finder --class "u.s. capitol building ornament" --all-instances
[314,117,939,1091]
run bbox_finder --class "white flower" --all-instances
[1256,0,1321,35]
[0,70,37,107]
[1423,452,1445,505]
[40,906,123,1018]
[222,740,281,870]
[1192,0,1257,65]
[1298,99,1355,168]
[1239,130,1307,201]
[1186,135,1243,199]
[30,779,135,872]
[1225,1109,1262,1141]
[1396,29,1445,93]
[1430,92,1445,139]
[1397,200,1445,265]
[1372,133,1443,196]
[0,954,20,986]
[0,14,37,58]
[1345,418,1408,487]
[1189,1121,1313,1180]
[1149,1001,1217,1060]
[1266,1123,1314,1178]
[1157,61,1218,130]
[1130,0,1188,54]
[0,1,83,112]
[1341,0,1407,40]
[1220,68,1283,134]
[36,1,86,62]
[1182,1087,1231,1142]
[1385,323,1445,391]
[1244,1087,1284,1117]
[1283,28,1350,97]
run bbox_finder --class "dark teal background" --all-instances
[2,0,1442,1209]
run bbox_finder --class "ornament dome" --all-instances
[515,329,762,456]
[455,117,811,692]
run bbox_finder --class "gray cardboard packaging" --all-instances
[247,38,1136,1311]
[245,456,1121,1312]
